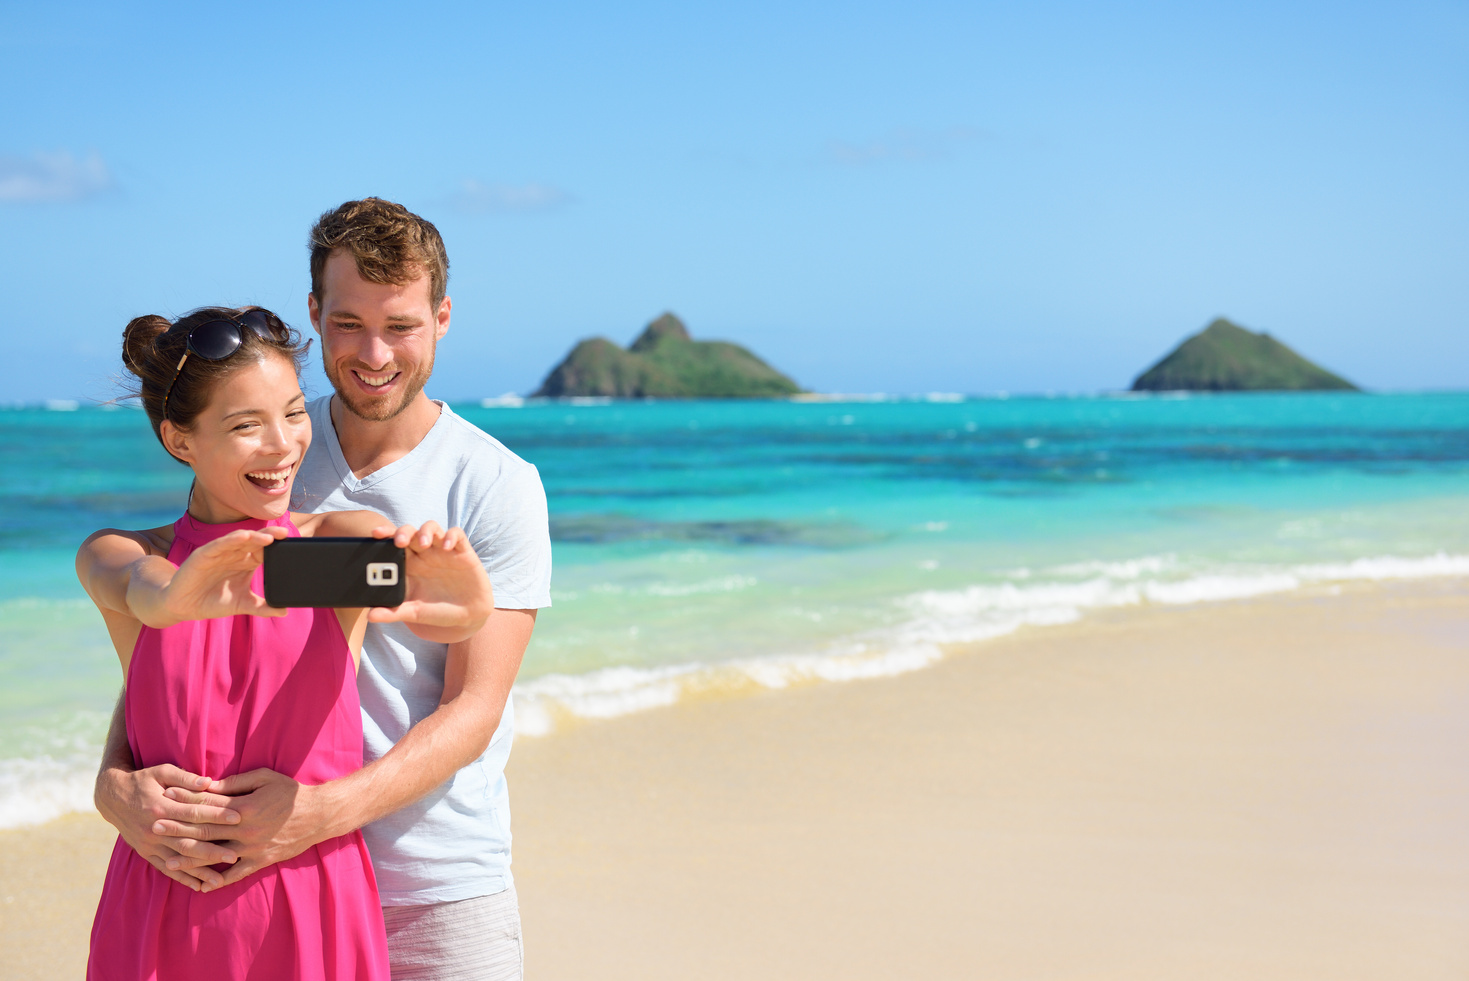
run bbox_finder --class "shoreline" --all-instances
[517,555,1469,737]
[4,579,1467,979]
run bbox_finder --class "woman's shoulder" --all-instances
[290,509,388,538]
[79,524,174,559]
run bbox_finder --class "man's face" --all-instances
[308,251,451,422]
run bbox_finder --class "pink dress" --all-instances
[89,513,389,981]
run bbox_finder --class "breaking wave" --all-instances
[512,551,1469,737]
[0,710,110,830]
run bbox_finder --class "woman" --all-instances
[77,306,493,980]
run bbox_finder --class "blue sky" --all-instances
[4,0,1466,401]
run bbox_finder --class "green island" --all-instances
[533,313,803,398]
[1132,318,1358,392]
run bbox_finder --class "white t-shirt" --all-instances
[290,396,552,905]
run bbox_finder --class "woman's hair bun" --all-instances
[121,314,172,378]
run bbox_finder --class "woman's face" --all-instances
[162,353,311,523]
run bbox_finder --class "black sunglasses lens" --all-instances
[238,309,278,340]
[188,320,245,360]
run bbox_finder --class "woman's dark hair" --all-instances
[121,306,311,464]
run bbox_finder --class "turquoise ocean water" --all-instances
[3,392,1467,827]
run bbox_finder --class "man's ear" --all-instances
[307,293,323,334]
[435,295,451,341]
[159,420,195,464]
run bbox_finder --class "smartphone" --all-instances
[263,537,407,608]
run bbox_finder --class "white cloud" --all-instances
[826,126,987,165]
[451,179,573,214]
[0,149,114,203]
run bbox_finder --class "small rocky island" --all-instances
[1132,318,1358,392]
[534,313,802,398]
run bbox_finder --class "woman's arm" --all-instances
[77,526,287,656]
[76,528,178,671]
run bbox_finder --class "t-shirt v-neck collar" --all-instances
[318,395,450,492]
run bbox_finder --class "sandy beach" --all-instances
[5,580,1466,979]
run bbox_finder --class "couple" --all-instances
[77,198,551,980]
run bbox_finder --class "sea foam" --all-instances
[0,711,111,830]
[512,551,1469,737]
[0,756,97,829]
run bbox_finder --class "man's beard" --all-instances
[325,350,435,423]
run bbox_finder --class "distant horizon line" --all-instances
[11,387,1469,413]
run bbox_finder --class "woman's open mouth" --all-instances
[245,466,294,491]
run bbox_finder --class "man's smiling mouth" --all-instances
[353,369,401,390]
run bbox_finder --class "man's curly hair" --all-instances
[309,197,450,310]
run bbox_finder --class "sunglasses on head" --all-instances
[161,309,284,420]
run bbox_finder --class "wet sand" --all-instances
[5,581,1467,979]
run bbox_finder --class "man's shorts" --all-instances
[381,886,522,981]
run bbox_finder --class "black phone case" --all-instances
[263,537,407,608]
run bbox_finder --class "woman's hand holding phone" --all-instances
[140,527,289,627]
[366,521,494,641]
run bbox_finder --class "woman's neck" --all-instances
[186,482,266,525]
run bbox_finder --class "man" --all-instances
[93,197,552,979]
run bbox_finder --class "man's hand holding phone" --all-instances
[368,521,495,643]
